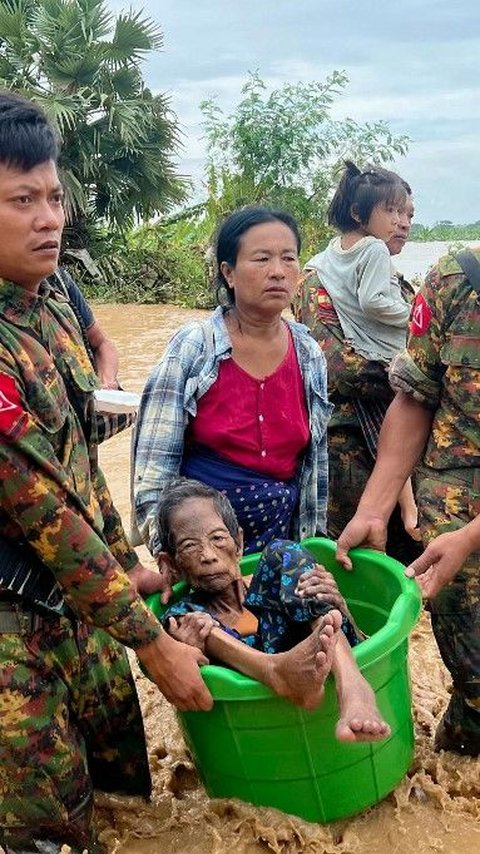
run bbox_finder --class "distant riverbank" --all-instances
[399,239,480,280]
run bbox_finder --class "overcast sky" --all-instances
[108,0,480,225]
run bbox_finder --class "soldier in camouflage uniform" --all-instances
[292,193,421,564]
[336,248,480,756]
[0,93,211,852]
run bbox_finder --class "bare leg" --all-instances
[332,632,391,742]
[205,610,342,710]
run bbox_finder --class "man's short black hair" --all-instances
[157,478,241,556]
[0,90,60,170]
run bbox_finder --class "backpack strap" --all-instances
[51,269,97,367]
[456,249,480,296]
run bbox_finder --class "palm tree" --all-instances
[0,0,187,245]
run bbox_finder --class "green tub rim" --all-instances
[146,536,422,701]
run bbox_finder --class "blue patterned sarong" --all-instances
[181,446,299,554]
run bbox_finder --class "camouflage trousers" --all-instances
[0,606,151,850]
[417,467,480,752]
[327,426,422,566]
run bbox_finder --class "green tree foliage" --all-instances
[78,215,212,308]
[410,222,480,241]
[80,69,413,308]
[201,71,410,255]
[0,0,186,244]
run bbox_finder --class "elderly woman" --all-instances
[156,478,389,741]
[133,206,332,558]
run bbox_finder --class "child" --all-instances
[306,161,417,534]
[306,160,410,362]
[157,478,391,743]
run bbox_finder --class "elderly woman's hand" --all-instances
[295,564,346,611]
[167,612,218,653]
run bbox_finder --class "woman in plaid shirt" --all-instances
[133,207,332,561]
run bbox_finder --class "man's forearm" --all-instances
[87,322,119,388]
[95,340,119,388]
[460,514,480,553]
[357,392,433,519]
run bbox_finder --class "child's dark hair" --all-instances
[328,161,407,232]
[157,478,241,556]
[215,206,301,307]
[0,90,60,170]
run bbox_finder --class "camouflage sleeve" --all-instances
[389,266,446,407]
[294,270,392,401]
[0,364,161,650]
[325,336,392,401]
[93,466,139,572]
[291,270,318,326]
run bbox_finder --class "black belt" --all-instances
[0,601,46,634]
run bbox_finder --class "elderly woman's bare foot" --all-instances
[265,609,343,710]
[336,676,391,742]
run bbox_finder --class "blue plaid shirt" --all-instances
[132,307,333,555]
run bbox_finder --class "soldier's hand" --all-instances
[155,553,177,604]
[404,529,473,598]
[128,561,173,602]
[400,501,422,542]
[99,375,121,390]
[336,513,388,570]
[398,481,422,542]
[136,630,213,712]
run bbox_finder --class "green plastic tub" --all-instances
[146,537,422,823]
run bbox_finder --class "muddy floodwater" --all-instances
[94,304,479,854]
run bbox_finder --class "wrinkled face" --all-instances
[364,200,401,243]
[170,497,243,593]
[0,160,64,292]
[386,195,414,256]
[220,221,300,315]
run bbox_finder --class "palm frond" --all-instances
[107,10,163,66]
[0,0,184,237]
[33,91,80,135]
[41,50,103,89]
[31,0,112,46]
[58,165,88,224]
[0,0,38,64]
[109,65,142,99]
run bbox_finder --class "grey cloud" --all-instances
[105,0,480,223]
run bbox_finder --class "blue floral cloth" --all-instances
[162,539,359,652]
[181,446,299,554]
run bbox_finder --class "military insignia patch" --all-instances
[0,373,27,437]
[410,293,432,336]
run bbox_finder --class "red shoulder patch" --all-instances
[0,374,28,438]
[409,293,433,336]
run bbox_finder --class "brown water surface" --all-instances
[95,304,479,854]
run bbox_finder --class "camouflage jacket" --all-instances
[390,247,480,469]
[292,269,415,430]
[0,279,161,649]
